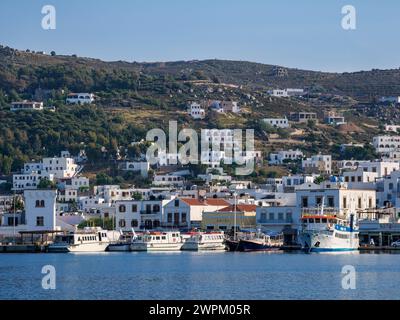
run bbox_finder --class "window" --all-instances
[119,219,126,228]
[182,213,187,224]
[131,219,138,228]
[35,200,45,208]
[358,197,362,209]
[174,200,179,207]
[343,197,347,209]
[269,212,275,220]
[119,205,126,213]
[301,197,308,208]
[368,197,373,208]
[36,216,44,226]
[132,204,137,212]
[316,196,323,206]
[167,213,172,223]
[278,212,284,220]
[327,196,334,208]
[174,212,180,225]
[153,204,160,213]
[146,204,151,214]
[261,212,267,221]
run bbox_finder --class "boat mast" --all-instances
[233,192,237,241]
[13,191,16,244]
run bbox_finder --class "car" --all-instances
[391,240,400,247]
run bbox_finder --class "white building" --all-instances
[10,101,43,111]
[376,170,400,208]
[122,161,150,178]
[0,190,57,236]
[115,199,172,231]
[188,102,205,119]
[13,172,54,191]
[342,168,378,186]
[41,156,78,179]
[163,198,230,229]
[219,101,240,113]
[373,135,400,154]
[269,149,303,165]
[358,161,399,177]
[385,125,400,133]
[336,160,369,172]
[294,180,376,227]
[263,118,289,128]
[66,93,95,105]
[324,112,346,125]
[302,155,332,174]
[153,175,184,187]
[269,88,304,98]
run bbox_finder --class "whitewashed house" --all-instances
[66,93,95,105]
[123,161,150,178]
[263,118,289,128]
[10,101,43,111]
[269,149,303,165]
[373,135,400,154]
[188,102,205,119]
[302,154,332,174]
[0,190,57,236]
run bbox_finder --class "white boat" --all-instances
[130,231,183,251]
[48,227,110,252]
[181,231,226,251]
[299,207,359,252]
[107,230,139,252]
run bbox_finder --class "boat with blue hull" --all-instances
[299,207,359,253]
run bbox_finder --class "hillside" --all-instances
[2,45,400,99]
[0,44,396,183]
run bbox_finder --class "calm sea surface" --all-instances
[0,251,399,300]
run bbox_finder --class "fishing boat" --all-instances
[238,230,283,252]
[298,200,359,252]
[107,229,139,252]
[130,231,183,251]
[47,227,110,252]
[181,231,226,251]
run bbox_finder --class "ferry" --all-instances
[181,231,226,251]
[299,209,359,252]
[47,227,110,252]
[130,231,183,251]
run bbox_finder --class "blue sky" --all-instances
[0,0,399,72]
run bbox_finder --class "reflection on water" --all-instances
[0,251,399,300]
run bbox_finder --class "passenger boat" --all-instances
[181,231,226,251]
[299,207,359,252]
[47,227,110,252]
[130,231,183,251]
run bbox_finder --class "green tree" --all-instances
[37,178,56,189]
[96,173,113,185]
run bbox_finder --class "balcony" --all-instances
[140,210,160,215]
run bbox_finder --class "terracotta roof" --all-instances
[204,198,230,206]
[180,198,230,207]
[180,198,203,206]
[217,204,257,212]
